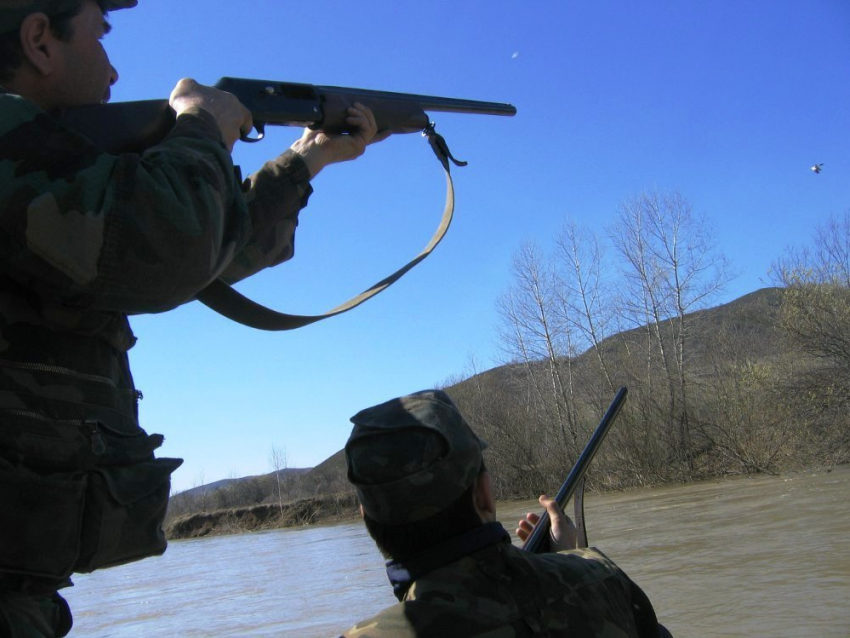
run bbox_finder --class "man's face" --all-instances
[50,0,118,106]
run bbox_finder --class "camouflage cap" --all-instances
[345,389,488,525]
[0,0,137,34]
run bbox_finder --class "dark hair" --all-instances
[0,0,94,83]
[362,462,488,560]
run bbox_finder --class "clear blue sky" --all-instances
[103,0,849,493]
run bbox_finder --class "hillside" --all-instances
[175,468,311,500]
[469,286,783,387]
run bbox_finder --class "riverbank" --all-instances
[166,464,847,540]
[165,493,361,539]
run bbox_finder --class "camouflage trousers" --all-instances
[0,590,72,638]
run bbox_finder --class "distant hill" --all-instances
[174,468,310,499]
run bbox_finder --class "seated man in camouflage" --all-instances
[340,389,666,638]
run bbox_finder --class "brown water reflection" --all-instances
[67,466,849,637]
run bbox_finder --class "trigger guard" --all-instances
[240,122,265,143]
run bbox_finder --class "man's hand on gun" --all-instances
[168,78,391,177]
[169,78,253,152]
[290,101,392,178]
[516,494,578,553]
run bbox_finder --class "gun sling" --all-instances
[195,124,462,331]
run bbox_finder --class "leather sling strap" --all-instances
[194,123,463,331]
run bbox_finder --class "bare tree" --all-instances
[610,190,731,467]
[269,444,288,516]
[554,220,617,400]
[496,242,582,471]
[195,470,208,513]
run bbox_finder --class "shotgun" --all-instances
[56,77,517,154]
[522,387,628,553]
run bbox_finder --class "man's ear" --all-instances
[473,472,497,522]
[18,12,59,76]
[359,503,366,519]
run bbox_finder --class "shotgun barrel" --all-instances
[522,387,629,554]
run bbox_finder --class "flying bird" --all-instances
[810,163,823,174]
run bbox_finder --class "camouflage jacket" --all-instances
[0,90,311,469]
[342,522,660,638]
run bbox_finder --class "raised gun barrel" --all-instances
[216,77,516,136]
[522,387,629,554]
[57,77,517,154]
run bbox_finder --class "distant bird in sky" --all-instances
[810,163,823,174]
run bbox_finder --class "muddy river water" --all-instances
[65,465,850,637]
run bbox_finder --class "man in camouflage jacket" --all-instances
[341,390,667,638]
[0,1,387,635]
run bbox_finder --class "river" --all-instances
[64,466,850,637]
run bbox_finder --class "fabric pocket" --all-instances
[0,466,87,580]
[74,457,183,573]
